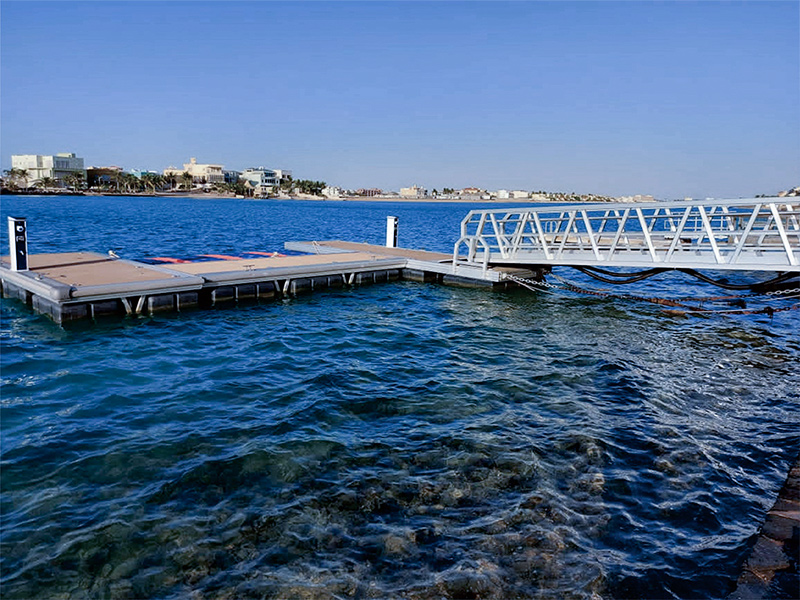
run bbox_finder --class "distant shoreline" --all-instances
[0,188,613,204]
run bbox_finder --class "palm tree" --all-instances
[124,173,141,193]
[2,169,16,190]
[164,173,178,190]
[140,173,162,194]
[35,176,57,191]
[211,181,229,195]
[63,171,86,191]
[232,181,252,197]
[293,179,326,196]
[3,168,29,190]
[110,170,124,193]
[181,171,193,190]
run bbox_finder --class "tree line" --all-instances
[281,177,326,196]
[3,168,328,197]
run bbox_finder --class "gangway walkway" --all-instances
[453,198,800,273]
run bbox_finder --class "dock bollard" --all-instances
[386,216,398,248]
[7,216,28,271]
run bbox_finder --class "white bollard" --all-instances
[386,216,398,248]
[7,216,28,271]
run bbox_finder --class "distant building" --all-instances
[129,169,159,179]
[356,188,382,197]
[400,184,427,198]
[617,194,655,203]
[322,186,344,198]
[511,190,529,199]
[495,189,510,199]
[163,157,224,184]
[240,167,279,196]
[223,170,241,184]
[782,186,800,197]
[273,169,292,184]
[11,152,85,186]
[86,166,123,188]
[459,187,484,200]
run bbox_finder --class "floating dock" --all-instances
[0,242,542,324]
[4,197,798,324]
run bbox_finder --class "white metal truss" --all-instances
[453,198,800,272]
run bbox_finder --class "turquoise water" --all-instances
[1,195,798,599]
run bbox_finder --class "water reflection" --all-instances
[1,196,798,599]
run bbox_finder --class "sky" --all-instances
[1,1,798,199]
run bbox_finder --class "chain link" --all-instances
[766,287,800,296]
[505,273,800,316]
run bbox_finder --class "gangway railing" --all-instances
[453,198,800,272]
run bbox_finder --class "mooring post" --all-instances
[7,216,28,271]
[386,216,398,248]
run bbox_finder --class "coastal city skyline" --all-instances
[2,1,798,199]
[5,150,659,201]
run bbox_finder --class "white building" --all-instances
[273,169,292,184]
[400,184,427,198]
[617,194,655,203]
[11,153,85,186]
[240,167,279,196]
[495,189,510,199]
[322,186,344,198]
[163,157,224,184]
[511,190,529,199]
[459,187,484,200]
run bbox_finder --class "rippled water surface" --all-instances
[1,195,798,599]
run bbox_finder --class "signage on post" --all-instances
[7,216,28,271]
[386,216,398,248]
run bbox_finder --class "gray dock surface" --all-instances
[1,242,540,323]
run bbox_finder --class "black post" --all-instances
[7,216,28,271]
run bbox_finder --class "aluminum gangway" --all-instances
[453,198,800,273]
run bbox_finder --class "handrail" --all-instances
[456,198,800,271]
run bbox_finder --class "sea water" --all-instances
[1,195,798,599]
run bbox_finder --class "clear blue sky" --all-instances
[2,1,798,198]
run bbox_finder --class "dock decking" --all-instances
[1,243,541,324]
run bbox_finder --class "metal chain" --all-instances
[549,273,701,309]
[766,287,800,296]
[505,273,800,316]
[551,273,800,302]
[508,275,564,292]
